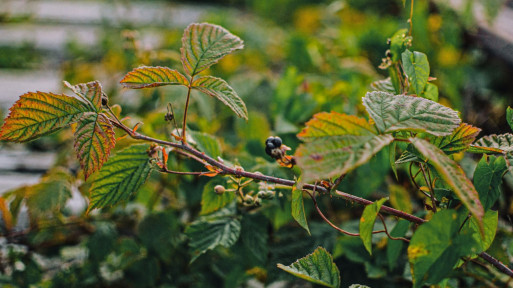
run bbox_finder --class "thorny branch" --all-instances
[109,116,513,278]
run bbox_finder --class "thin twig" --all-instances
[307,188,359,236]
[161,167,211,176]
[378,214,410,243]
[419,163,437,212]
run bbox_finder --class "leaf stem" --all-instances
[182,76,194,144]
[408,0,414,37]
[419,163,438,212]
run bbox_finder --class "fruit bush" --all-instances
[1,1,513,287]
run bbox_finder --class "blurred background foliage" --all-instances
[1,0,513,287]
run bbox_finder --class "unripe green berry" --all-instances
[214,185,225,195]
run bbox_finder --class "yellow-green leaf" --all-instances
[74,113,116,179]
[120,66,189,89]
[277,247,340,288]
[408,210,479,288]
[65,80,104,110]
[181,23,243,76]
[297,112,377,142]
[192,76,248,119]
[430,123,481,155]
[200,181,235,215]
[291,186,310,235]
[410,138,484,229]
[359,198,387,255]
[0,92,90,142]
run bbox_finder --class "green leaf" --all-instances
[25,180,71,218]
[192,76,248,119]
[181,23,244,76]
[408,210,479,288]
[64,80,104,111]
[389,184,412,214]
[371,78,396,94]
[402,50,430,95]
[473,154,507,210]
[389,142,398,180]
[410,138,484,230]
[277,247,340,288]
[362,91,460,136]
[240,214,269,264]
[138,211,180,262]
[359,198,387,255]
[88,144,153,211]
[0,91,90,142]
[291,186,310,235]
[430,123,481,155]
[185,206,241,262]
[461,210,498,252]
[120,66,189,89]
[389,29,410,62]
[74,113,116,179]
[507,107,513,132]
[189,130,222,158]
[200,180,235,215]
[386,220,410,270]
[296,134,393,183]
[296,112,392,183]
[421,82,439,102]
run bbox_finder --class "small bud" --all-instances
[214,185,225,195]
[243,195,254,206]
[254,197,261,206]
[257,191,266,198]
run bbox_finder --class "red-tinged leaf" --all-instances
[296,112,392,183]
[192,76,248,119]
[162,148,169,165]
[132,122,143,133]
[64,80,103,111]
[120,66,189,89]
[181,23,244,76]
[74,113,116,179]
[0,92,90,142]
[297,112,377,142]
[202,171,219,177]
[430,123,481,154]
[0,197,13,231]
[296,134,393,183]
[410,138,484,231]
